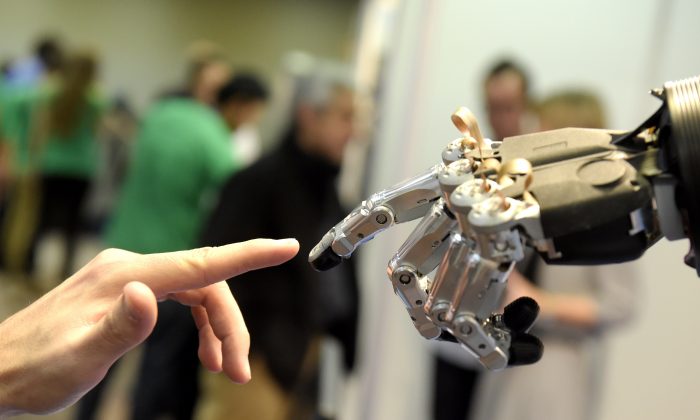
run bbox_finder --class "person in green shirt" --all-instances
[105,50,235,254]
[77,51,235,420]
[78,61,270,420]
[105,98,236,253]
[4,51,103,278]
[0,78,13,242]
[0,83,43,273]
[0,79,12,195]
[105,71,270,256]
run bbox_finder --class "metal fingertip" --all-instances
[507,333,544,366]
[503,296,540,333]
[308,246,343,272]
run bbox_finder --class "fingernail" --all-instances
[121,290,141,323]
[231,359,252,384]
[278,238,298,244]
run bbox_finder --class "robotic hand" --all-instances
[309,75,700,370]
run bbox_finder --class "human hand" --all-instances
[504,269,542,309]
[505,268,600,330]
[0,238,299,417]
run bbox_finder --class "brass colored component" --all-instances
[460,136,478,150]
[452,107,486,162]
[498,159,536,203]
[451,107,484,144]
[481,158,501,172]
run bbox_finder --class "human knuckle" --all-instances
[185,246,214,283]
[99,248,126,261]
[92,248,132,267]
[85,248,131,279]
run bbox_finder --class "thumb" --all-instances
[92,281,158,360]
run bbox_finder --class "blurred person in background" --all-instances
[1,61,13,194]
[1,58,14,77]
[0,50,103,282]
[0,38,66,273]
[162,41,231,107]
[5,35,64,88]
[113,73,268,420]
[470,91,637,420]
[198,63,359,420]
[217,73,270,166]
[0,64,12,240]
[483,59,539,141]
[0,37,65,175]
[432,59,536,420]
[76,49,237,420]
[83,96,139,232]
[26,51,103,280]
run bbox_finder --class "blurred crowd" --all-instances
[0,35,359,420]
[0,35,634,420]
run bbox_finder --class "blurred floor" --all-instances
[0,234,140,420]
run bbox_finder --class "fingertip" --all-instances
[203,362,223,374]
[227,358,251,384]
[277,237,299,248]
[249,238,299,255]
[198,339,223,373]
[193,306,224,373]
[221,338,251,384]
[240,363,252,384]
[276,238,300,257]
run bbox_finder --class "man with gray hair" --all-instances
[198,62,359,420]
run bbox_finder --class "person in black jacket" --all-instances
[198,66,359,420]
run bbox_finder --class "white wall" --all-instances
[348,1,700,419]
